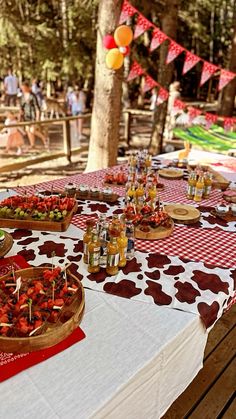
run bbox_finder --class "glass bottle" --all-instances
[117,230,128,268]
[99,221,108,268]
[203,172,213,199]
[83,220,96,264]
[97,214,106,235]
[126,221,135,260]
[106,235,120,275]
[194,174,205,202]
[187,172,197,200]
[88,231,101,273]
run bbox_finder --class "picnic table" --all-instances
[0,150,235,418]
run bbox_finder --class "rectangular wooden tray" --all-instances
[0,203,78,232]
[40,189,119,204]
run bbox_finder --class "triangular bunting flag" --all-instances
[200,61,218,87]
[223,117,235,131]
[218,69,235,91]
[150,28,168,52]
[166,41,185,65]
[143,75,158,93]
[127,61,145,82]
[173,99,186,112]
[182,51,201,75]
[188,107,202,122]
[205,113,218,129]
[156,87,169,105]
[134,13,153,39]
[119,0,137,24]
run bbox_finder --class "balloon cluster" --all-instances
[103,25,133,70]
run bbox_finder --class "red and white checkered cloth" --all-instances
[71,214,236,269]
[13,165,235,308]
[15,166,223,207]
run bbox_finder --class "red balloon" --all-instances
[103,35,117,49]
[119,46,130,56]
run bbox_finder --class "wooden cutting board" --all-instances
[158,168,183,179]
[135,219,174,240]
[164,204,201,224]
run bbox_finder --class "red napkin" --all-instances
[0,255,29,276]
[0,255,86,382]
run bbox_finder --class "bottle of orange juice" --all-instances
[117,230,128,268]
[83,220,96,263]
[135,183,144,200]
[88,231,101,273]
[194,174,204,202]
[106,234,120,275]
[203,172,213,199]
[187,172,197,200]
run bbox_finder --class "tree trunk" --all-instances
[86,0,123,172]
[60,0,68,49]
[149,0,180,155]
[219,3,236,116]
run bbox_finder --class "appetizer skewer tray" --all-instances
[0,267,85,353]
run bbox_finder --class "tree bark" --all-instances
[86,0,123,172]
[149,0,180,155]
[219,3,236,116]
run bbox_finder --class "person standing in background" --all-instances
[31,78,44,109]
[20,81,48,149]
[71,86,86,140]
[4,68,18,106]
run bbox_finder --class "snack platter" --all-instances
[39,189,119,203]
[123,203,174,240]
[0,195,77,232]
[0,266,85,353]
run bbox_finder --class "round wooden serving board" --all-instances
[0,267,85,353]
[164,204,201,224]
[0,231,13,258]
[158,168,183,179]
[135,219,174,240]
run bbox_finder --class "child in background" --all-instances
[3,111,25,155]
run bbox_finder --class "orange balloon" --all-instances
[106,48,124,70]
[114,25,133,47]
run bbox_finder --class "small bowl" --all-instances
[216,203,229,215]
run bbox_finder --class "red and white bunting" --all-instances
[218,69,235,91]
[200,61,218,87]
[182,51,201,75]
[119,0,137,24]
[150,28,168,52]
[223,117,235,131]
[143,75,158,93]
[173,99,186,112]
[156,87,169,105]
[188,107,202,122]
[166,41,185,65]
[205,113,218,129]
[134,13,153,39]
[127,61,145,81]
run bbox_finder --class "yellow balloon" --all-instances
[106,48,124,70]
[114,25,133,47]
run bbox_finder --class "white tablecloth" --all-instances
[0,185,210,418]
[0,289,207,419]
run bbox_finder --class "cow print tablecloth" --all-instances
[7,227,235,330]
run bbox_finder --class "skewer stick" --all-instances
[28,298,32,323]
[61,262,72,273]
[52,280,55,302]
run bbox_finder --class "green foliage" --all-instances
[0,0,99,82]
